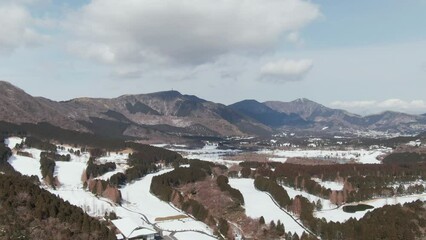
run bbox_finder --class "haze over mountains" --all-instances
[1,80,426,139]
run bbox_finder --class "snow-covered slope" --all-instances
[229,178,306,236]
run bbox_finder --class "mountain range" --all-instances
[1,80,426,139]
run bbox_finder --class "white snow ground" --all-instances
[169,143,241,167]
[4,138,216,239]
[8,154,42,179]
[4,137,23,149]
[311,178,344,191]
[316,193,426,223]
[259,148,390,164]
[119,169,216,238]
[55,161,86,188]
[229,178,306,236]
[121,169,188,222]
[174,232,217,240]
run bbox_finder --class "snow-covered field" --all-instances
[169,143,242,167]
[4,137,216,240]
[119,169,215,239]
[121,169,184,222]
[156,218,213,233]
[50,189,115,216]
[8,154,43,179]
[174,231,217,240]
[229,178,306,236]
[98,153,129,165]
[259,148,391,164]
[311,178,344,191]
[4,137,23,149]
[55,161,86,188]
[8,137,426,239]
[316,193,426,223]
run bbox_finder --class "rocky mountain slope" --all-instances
[1,81,425,138]
[229,100,308,128]
[264,99,426,134]
[0,81,271,139]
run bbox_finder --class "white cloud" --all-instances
[286,32,303,45]
[330,100,377,109]
[64,0,320,76]
[260,58,313,82]
[0,3,49,54]
[331,99,426,114]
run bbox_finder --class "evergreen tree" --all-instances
[259,216,265,225]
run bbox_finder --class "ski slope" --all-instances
[229,178,306,236]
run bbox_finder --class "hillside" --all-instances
[229,100,308,128]
[1,81,426,138]
[264,99,426,134]
[0,81,271,139]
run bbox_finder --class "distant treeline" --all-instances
[0,121,126,150]
[25,136,57,152]
[383,152,426,164]
[41,151,71,162]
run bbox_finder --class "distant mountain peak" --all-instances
[293,98,311,103]
[290,98,323,106]
[236,99,262,104]
[148,90,182,98]
[0,80,29,98]
[0,80,12,86]
[0,80,24,91]
[1,80,426,137]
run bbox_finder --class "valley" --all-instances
[1,1,425,239]
[2,82,426,239]
[3,129,426,239]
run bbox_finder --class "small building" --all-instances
[112,218,159,240]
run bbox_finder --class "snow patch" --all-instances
[174,232,217,240]
[4,137,24,149]
[55,161,86,188]
[8,155,42,179]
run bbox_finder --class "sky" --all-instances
[0,0,425,115]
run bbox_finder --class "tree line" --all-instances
[216,175,244,205]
